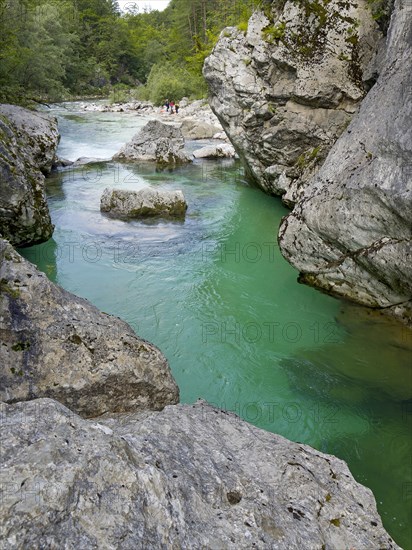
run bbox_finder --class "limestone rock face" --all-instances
[278,0,412,324]
[0,105,59,246]
[203,1,382,204]
[100,187,188,220]
[113,119,192,165]
[193,143,237,159]
[0,239,179,417]
[0,398,400,550]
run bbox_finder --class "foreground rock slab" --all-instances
[113,119,192,165]
[0,104,59,246]
[0,398,399,549]
[0,239,179,417]
[101,187,187,220]
[278,0,412,325]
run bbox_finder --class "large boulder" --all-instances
[278,0,412,325]
[0,105,59,246]
[0,239,179,417]
[113,119,192,165]
[203,1,382,205]
[100,187,188,220]
[0,398,400,549]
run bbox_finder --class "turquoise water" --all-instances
[21,103,412,548]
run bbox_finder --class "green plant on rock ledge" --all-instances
[295,145,322,174]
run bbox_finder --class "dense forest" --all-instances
[0,0,262,105]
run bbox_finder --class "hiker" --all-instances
[175,102,179,114]
[170,100,175,114]
[165,98,170,112]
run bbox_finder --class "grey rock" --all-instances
[203,2,382,203]
[0,105,59,246]
[0,398,400,550]
[52,157,73,169]
[278,0,412,325]
[0,239,179,417]
[100,187,188,220]
[180,118,222,140]
[0,104,59,174]
[193,143,237,159]
[213,131,230,141]
[113,119,192,165]
[73,156,111,166]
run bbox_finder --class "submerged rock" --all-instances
[0,239,179,417]
[193,143,237,159]
[0,398,400,549]
[113,119,192,165]
[203,1,382,204]
[278,0,412,325]
[0,104,59,246]
[100,187,187,220]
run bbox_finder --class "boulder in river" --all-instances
[193,143,237,159]
[0,104,59,246]
[0,239,179,417]
[113,119,192,165]
[180,118,222,140]
[100,187,188,220]
[0,398,400,549]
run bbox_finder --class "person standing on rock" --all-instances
[165,99,170,112]
[175,102,179,114]
[170,100,175,114]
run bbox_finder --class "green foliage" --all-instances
[109,83,141,104]
[366,0,394,32]
[0,0,261,103]
[262,22,286,43]
[295,146,322,173]
[137,64,207,105]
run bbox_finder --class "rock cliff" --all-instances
[0,105,59,246]
[204,0,411,324]
[204,0,382,205]
[278,0,412,323]
[0,398,400,549]
[0,239,179,417]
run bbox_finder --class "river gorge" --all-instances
[15,101,412,548]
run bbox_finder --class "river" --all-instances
[20,102,412,548]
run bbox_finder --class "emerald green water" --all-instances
[21,103,412,548]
